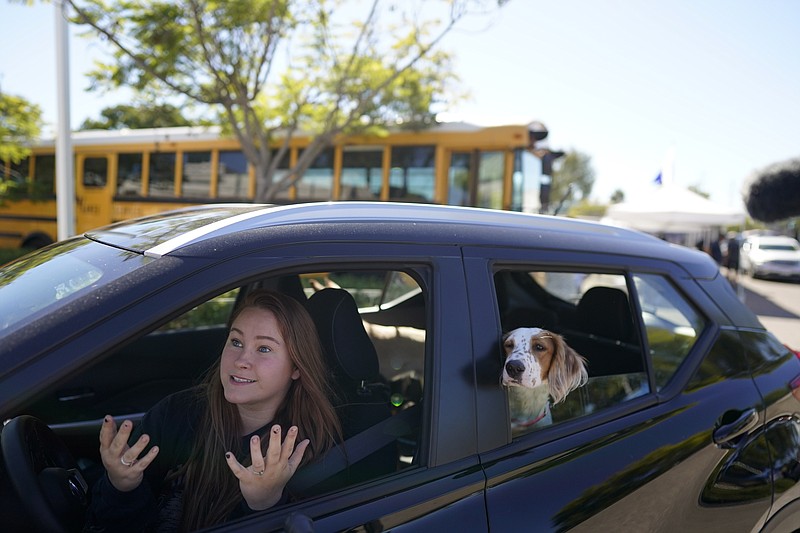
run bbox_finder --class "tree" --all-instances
[550,150,595,213]
[67,0,504,201]
[610,189,624,204]
[80,102,205,130]
[567,200,607,218]
[0,89,42,200]
[687,184,709,199]
[0,90,42,166]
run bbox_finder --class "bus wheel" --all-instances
[22,233,54,250]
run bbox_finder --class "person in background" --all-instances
[725,231,741,283]
[710,233,724,265]
[85,289,342,532]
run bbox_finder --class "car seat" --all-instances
[577,286,635,343]
[303,288,396,486]
[570,286,643,376]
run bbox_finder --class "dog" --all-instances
[501,327,588,431]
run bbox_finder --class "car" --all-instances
[740,234,800,280]
[2,202,800,532]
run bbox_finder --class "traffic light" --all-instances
[539,150,564,214]
[541,150,565,176]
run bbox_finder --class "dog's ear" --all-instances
[547,333,589,404]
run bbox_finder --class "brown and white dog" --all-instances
[501,327,588,431]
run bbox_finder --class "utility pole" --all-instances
[55,0,75,240]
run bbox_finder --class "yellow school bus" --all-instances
[0,122,547,248]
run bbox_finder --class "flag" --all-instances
[653,147,675,186]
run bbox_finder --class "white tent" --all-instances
[602,184,746,233]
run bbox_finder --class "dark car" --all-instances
[2,202,800,532]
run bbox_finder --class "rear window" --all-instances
[760,244,799,251]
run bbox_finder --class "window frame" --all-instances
[463,245,723,453]
[7,239,486,530]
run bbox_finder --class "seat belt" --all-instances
[288,404,421,493]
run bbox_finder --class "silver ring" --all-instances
[253,470,265,476]
[120,456,136,467]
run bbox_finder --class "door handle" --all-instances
[713,408,759,448]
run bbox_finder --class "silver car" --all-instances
[741,234,800,280]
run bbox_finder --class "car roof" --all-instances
[85,202,710,273]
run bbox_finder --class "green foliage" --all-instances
[567,200,607,218]
[0,91,42,164]
[687,184,710,199]
[159,290,239,330]
[79,102,206,130]
[67,0,499,200]
[551,150,595,204]
[0,247,35,267]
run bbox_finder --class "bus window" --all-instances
[33,155,56,196]
[10,157,29,181]
[476,151,503,209]
[270,149,291,201]
[514,148,542,213]
[296,148,334,201]
[448,152,472,207]
[182,151,212,199]
[341,148,382,200]
[218,151,249,199]
[83,157,108,188]
[510,150,524,212]
[117,153,143,196]
[389,146,434,203]
[1,159,28,201]
[149,153,177,197]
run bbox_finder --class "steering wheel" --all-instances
[1,415,89,533]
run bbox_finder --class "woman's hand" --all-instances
[225,424,309,511]
[98,415,160,492]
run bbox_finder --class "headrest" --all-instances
[304,288,379,383]
[577,286,634,342]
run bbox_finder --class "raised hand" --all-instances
[224,424,309,510]
[98,415,160,492]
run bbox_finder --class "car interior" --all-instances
[494,270,655,432]
[14,269,428,504]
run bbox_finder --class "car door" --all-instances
[2,240,489,532]
[162,242,491,531]
[463,246,770,532]
[216,242,489,532]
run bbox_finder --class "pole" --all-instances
[55,0,75,240]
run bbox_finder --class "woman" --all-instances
[85,289,342,532]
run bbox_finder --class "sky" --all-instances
[1,0,799,211]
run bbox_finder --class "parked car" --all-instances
[740,234,800,280]
[2,202,800,532]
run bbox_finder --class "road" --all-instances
[730,271,800,350]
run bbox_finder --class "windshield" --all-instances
[759,243,800,252]
[0,237,151,332]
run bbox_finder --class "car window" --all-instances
[157,289,239,331]
[296,270,426,414]
[495,270,649,438]
[633,273,706,390]
[20,267,427,502]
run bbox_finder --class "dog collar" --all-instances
[514,403,550,428]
